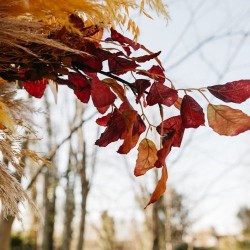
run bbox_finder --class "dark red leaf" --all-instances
[156,116,185,147]
[69,14,85,30]
[108,57,139,75]
[181,95,205,128]
[154,138,173,168]
[96,113,112,126]
[94,48,117,62]
[123,46,132,56]
[133,115,146,136]
[119,100,133,112]
[117,110,138,154]
[23,79,47,98]
[132,51,161,63]
[146,82,178,106]
[134,79,151,103]
[68,73,91,103]
[137,65,165,84]
[96,105,110,114]
[208,80,250,104]
[95,109,126,147]
[110,28,141,51]
[91,77,116,109]
[83,43,121,62]
[71,54,102,72]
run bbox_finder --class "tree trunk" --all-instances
[29,180,39,250]
[76,102,89,250]
[77,177,89,250]
[77,140,89,250]
[42,95,57,250]
[42,170,57,250]
[62,146,75,250]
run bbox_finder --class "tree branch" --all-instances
[26,111,97,190]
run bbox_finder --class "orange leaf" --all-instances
[145,165,168,208]
[134,138,158,176]
[207,104,250,136]
[117,110,138,154]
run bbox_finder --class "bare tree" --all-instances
[42,94,58,250]
[75,101,99,250]
[98,211,116,250]
[61,145,76,250]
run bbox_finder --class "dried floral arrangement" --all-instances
[1,0,250,217]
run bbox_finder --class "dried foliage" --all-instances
[0,0,250,217]
[0,84,47,218]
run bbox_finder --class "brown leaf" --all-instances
[134,139,158,176]
[102,78,127,102]
[207,104,250,136]
[145,165,168,208]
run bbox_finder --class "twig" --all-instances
[26,112,97,190]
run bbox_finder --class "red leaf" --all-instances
[134,79,151,103]
[137,65,165,84]
[96,105,110,114]
[156,116,185,147]
[132,51,161,63]
[119,100,133,112]
[108,57,139,75]
[110,28,141,51]
[119,114,146,152]
[133,115,146,136]
[181,95,205,128]
[23,79,47,98]
[208,80,250,104]
[134,139,158,176]
[146,82,178,106]
[94,49,115,62]
[145,165,168,208]
[154,138,173,168]
[68,73,91,103]
[69,14,85,30]
[207,104,250,136]
[84,43,121,62]
[71,54,102,72]
[96,113,112,126]
[91,77,116,109]
[95,109,126,147]
[117,110,138,154]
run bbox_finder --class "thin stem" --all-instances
[198,89,212,104]
[99,70,136,95]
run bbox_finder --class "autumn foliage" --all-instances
[1,0,250,214]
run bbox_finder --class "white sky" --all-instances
[135,0,250,234]
[15,0,250,238]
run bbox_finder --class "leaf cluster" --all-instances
[0,2,250,212]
